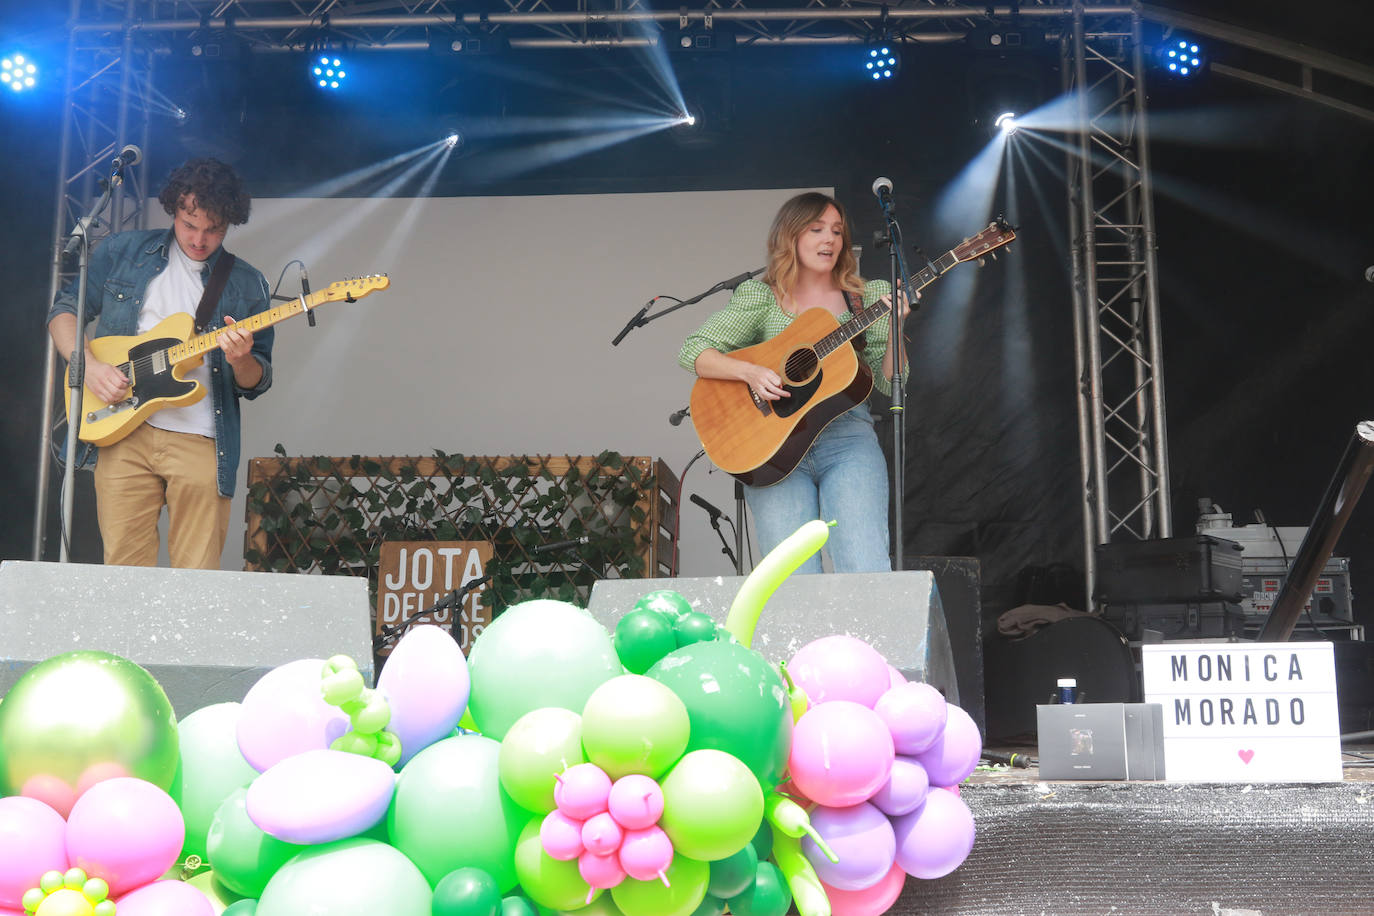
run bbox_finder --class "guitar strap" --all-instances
[843,290,866,353]
[194,251,237,333]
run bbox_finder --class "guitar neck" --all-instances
[815,248,961,358]
[167,297,309,366]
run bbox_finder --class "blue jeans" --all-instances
[745,405,892,574]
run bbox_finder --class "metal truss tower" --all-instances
[1062,1,1171,605]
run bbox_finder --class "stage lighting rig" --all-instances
[863,39,901,82]
[1,54,37,93]
[1154,36,1206,78]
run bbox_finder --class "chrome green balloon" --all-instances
[646,641,792,788]
[0,651,178,816]
[613,609,678,675]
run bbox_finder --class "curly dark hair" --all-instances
[157,157,252,227]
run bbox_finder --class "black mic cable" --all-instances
[982,751,1033,768]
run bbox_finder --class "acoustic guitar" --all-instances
[71,275,390,446]
[689,221,1014,486]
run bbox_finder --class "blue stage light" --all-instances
[864,42,900,81]
[311,54,347,90]
[1157,36,1205,78]
[1,54,38,93]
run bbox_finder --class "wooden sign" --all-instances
[1141,642,1342,782]
[376,541,492,653]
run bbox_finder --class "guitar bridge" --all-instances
[87,396,139,423]
[748,388,774,418]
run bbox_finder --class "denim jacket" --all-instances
[49,228,274,498]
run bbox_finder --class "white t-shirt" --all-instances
[139,240,216,437]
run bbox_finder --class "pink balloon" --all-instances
[892,787,976,880]
[788,636,891,708]
[607,775,664,830]
[869,755,930,817]
[540,810,585,861]
[554,763,612,820]
[821,861,907,916]
[886,665,906,690]
[788,701,894,808]
[578,850,626,890]
[245,749,395,845]
[377,625,472,767]
[802,802,895,891]
[115,879,215,916]
[65,778,184,897]
[617,825,674,882]
[236,659,351,773]
[0,796,68,908]
[581,811,624,857]
[912,705,982,788]
[874,682,948,756]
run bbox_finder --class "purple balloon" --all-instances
[891,787,976,880]
[788,636,892,708]
[869,755,930,817]
[115,879,215,916]
[377,625,471,767]
[245,749,395,845]
[802,802,896,891]
[912,705,981,788]
[236,659,351,773]
[874,682,948,756]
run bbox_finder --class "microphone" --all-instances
[300,264,317,327]
[872,176,894,210]
[113,144,142,169]
[1364,265,1374,283]
[531,536,591,555]
[668,406,690,427]
[982,751,1032,768]
[690,493,725,524]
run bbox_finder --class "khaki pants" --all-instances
[93,424,231,569]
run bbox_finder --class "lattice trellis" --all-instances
[243,450,677,614]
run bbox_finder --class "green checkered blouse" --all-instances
[678,277,901,395]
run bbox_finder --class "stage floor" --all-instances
[888,745,1374,915]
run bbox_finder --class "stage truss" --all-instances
[34,1,1374,600]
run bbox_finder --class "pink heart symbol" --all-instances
[1238,749,1255,764]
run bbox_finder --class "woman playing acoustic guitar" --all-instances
[679,191,910,574]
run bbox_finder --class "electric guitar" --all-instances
[689,221,1015,486]
[72,275,390,446]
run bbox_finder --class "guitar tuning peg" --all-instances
[976,257,987,268]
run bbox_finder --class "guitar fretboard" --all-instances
[814,249,959,358]
[167,298,310,366]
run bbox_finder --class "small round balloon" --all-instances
[633,591,693,622]
[869,755,930,817]
[613,610,678,675]
[658,750,763,862]
[65,777,185,898]
[801,802,896,891]
[617,826,673,883]
[580,676,689,780]
[820,861,907,916]
[540,810,585,861]
[912,705,982,788]
[607,775,664,831]
[0,796,68,909]
[554,763,613,821]
[498,707,587,815]
[706,844,758,900]
[205,788,304,899]
[672,612,717,648]
[891,788,976,880]
[874,682,947,756]
[512,816,597,912]
[0,651,178,816]
[788,701,894,808]
[432,867,502,916]
[466,600,622,740]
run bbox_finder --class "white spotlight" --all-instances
[994,111,1019,135]
[444,132,461,150]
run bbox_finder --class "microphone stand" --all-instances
[56,167,126,562]
[610,268,765,346]
[733,479,746,575]
[373,573,492,651]
[874,193,918,572]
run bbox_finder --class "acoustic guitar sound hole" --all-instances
[783,348,819,385]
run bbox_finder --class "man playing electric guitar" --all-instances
[47,157,274,569]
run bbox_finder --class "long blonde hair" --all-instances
[762,192,865,302]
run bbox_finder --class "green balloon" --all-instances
[659,750,764,862]
[727,862,791,916]
[673,612,717,648]
[613,610,678,675]
[433,866,502,916]
[255,838,432,916]
[207,787,305,898]
[748,819,773,862]
[646,641,792,788]
[512,815,597,911]
[707,844,758,899]
[689,895,726,916]
[500,895,540,916]
[0,651,179,816]
[186,869,245,914]
[499,707,586,814]
[581,675,689,780]
[389,735,526,891]
[171,703,259,862]
[467,600,622,740]
[610,853,709,916]
[556,895,624,916]
[223,901,258,916]
[633,590,693,622]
